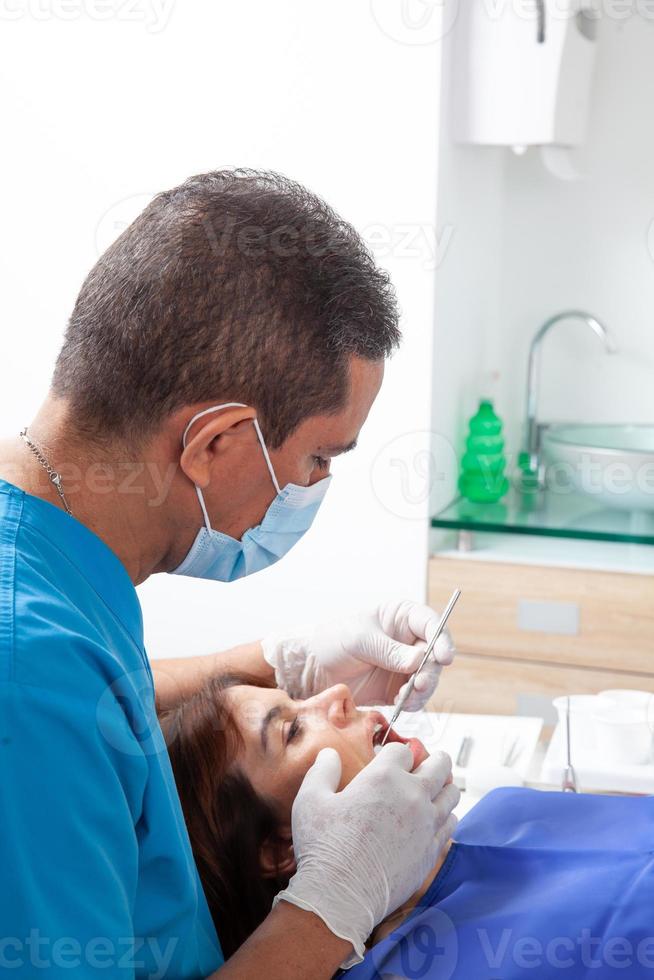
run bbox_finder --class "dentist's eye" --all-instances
[286,716,303,744]
[313,455,330,471]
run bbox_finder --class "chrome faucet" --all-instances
[522,310,617,478]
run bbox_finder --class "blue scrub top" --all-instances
[0,479,223,978]
[346,787,654,979]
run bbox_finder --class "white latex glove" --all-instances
[273,743,459,968]
[262,598,456,711]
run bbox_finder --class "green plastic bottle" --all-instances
[458,399,509,503]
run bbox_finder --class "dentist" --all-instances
[0,170,458,978]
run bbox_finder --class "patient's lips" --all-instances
[369,712,428,771]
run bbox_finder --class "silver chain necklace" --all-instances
[19,427,73,516]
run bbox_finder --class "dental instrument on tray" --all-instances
[501,734,522,768]
[456,734,474,768]
[562,695,578,793]
[380,588,461,747]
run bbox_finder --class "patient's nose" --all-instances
[307,684,354,729]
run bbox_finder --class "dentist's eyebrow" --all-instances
[318,439,358,457]
[260,705,282,753]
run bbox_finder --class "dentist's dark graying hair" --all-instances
[52,169,400,448]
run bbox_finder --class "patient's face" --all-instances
[225,683,428,819]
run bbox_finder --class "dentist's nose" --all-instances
[309,466,331,485]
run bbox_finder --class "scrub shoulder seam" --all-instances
[0,490,23,683]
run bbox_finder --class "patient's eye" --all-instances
[286,715,303,745]
[313,455,330,471]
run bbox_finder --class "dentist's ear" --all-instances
[178,405,258,488]
[259,824,295,879]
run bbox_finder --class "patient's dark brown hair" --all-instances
[159,674,290,959]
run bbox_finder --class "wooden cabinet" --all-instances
[428,556,654,716]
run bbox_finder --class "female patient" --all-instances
[160,676,654,978]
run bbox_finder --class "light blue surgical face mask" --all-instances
[171,402,332,581]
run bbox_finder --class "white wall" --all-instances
[432,11,654,497]
[0,2,446,654]
[497,14,654,454]
[430,15,506,511]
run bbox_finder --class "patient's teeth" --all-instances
[373,723,383,734]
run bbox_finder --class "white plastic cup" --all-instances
[552,694,610,754]
[599,689,654,728]
[592,705,653,766]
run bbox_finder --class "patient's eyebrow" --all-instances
[260,705,282,753]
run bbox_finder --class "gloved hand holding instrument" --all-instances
[262,597,456,711]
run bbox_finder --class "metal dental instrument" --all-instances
[456,734,474,768]
[380,588,461,747]
[562,695,578,793]
[501,734,522,769]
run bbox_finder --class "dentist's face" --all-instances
[224,683,429,820]
[179,356,384,548]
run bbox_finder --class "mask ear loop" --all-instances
[253,418,282,495]
[181,402,281,532]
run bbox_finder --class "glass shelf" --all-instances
[431,488,654,546]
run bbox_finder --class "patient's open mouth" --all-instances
[369,711,428,771]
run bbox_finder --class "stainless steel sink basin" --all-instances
[542,424,654,512]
